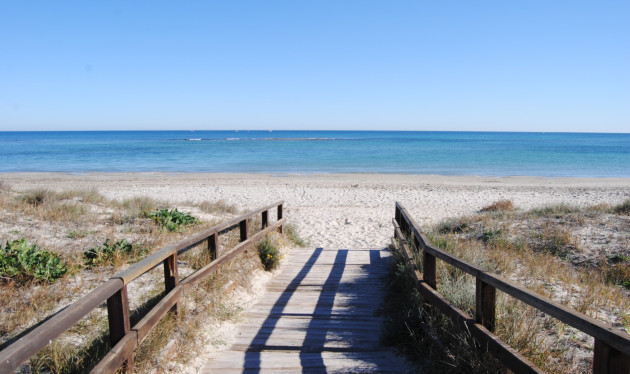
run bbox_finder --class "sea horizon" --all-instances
[1,130,629,178]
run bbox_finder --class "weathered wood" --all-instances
[393,231,541,374]
[202,247,412,373]
[277,204,283,233]
[0,201,284,373]
[476,278,496,332]
[594,339,630,374]
[423,251,437,289]
[395,202,630,357]
[0,279,122,372]
[208,233,219,260]
[107,285,130,347]
[163,253,179,314]
[262,210,268,229]
[240,219,248,242]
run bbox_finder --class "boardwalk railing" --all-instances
[393,202,630,374]
[0,201,285,373]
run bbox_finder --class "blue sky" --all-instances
[1,1,628,132]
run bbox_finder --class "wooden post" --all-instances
[277,204,283,234]
[423,251,437,289]
[163,253,179,314]
[262,210,268,229]
[107,285,130,347]
[594,339,630,374]
[208,233,218,261]
[240,219,248,242]
[475,278,496,332]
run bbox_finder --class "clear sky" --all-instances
[1,1,628,132]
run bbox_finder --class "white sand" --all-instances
[3,173,630,249]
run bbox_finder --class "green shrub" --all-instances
[83,239,140,266]
[146,208,199,232]
[258,235,283,271]
[613,199,630,215]
[0,239,67,283]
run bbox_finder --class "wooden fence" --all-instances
[0,201,285,373]
[393,202,630,374]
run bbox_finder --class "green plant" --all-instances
[284,224,308,247]
[613,199,630,215]
[481,229,503,244]
[0,239,67,283]
[146,208,199,232]
[258,234,283,271]
[83,239,140,267]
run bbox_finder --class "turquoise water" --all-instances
[0,131,629,177]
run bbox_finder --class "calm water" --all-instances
[0,131,629,177]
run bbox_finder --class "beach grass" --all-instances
[387,200,630,373]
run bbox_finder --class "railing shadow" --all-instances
[243,247,393,373]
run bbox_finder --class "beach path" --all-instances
[201,246,413,373]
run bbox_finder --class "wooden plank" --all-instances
[203,245,411,373]
[395,202,630,357]
[0,279,122,373]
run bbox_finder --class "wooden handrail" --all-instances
[393,202,630,374]
[0,201,284,373]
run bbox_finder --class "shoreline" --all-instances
[2,172,630,249]
[3,171,630,184]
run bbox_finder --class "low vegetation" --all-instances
[258,233,285,271]
[387,199,630,373]
[83,238,146,267]
[0,184,301,372]
[146,208,199,232]
[1,239,67,284]
[284,223,309,247]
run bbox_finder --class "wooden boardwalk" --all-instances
[201,247,414,373]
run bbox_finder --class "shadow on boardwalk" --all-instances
[203,247,414,373]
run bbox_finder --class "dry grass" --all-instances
[388,200,630,373]
[480,199,515,212]
[0,184,298,372]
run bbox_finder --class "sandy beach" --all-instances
[3,172,630,249]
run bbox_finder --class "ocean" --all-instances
[0,131,629,177]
